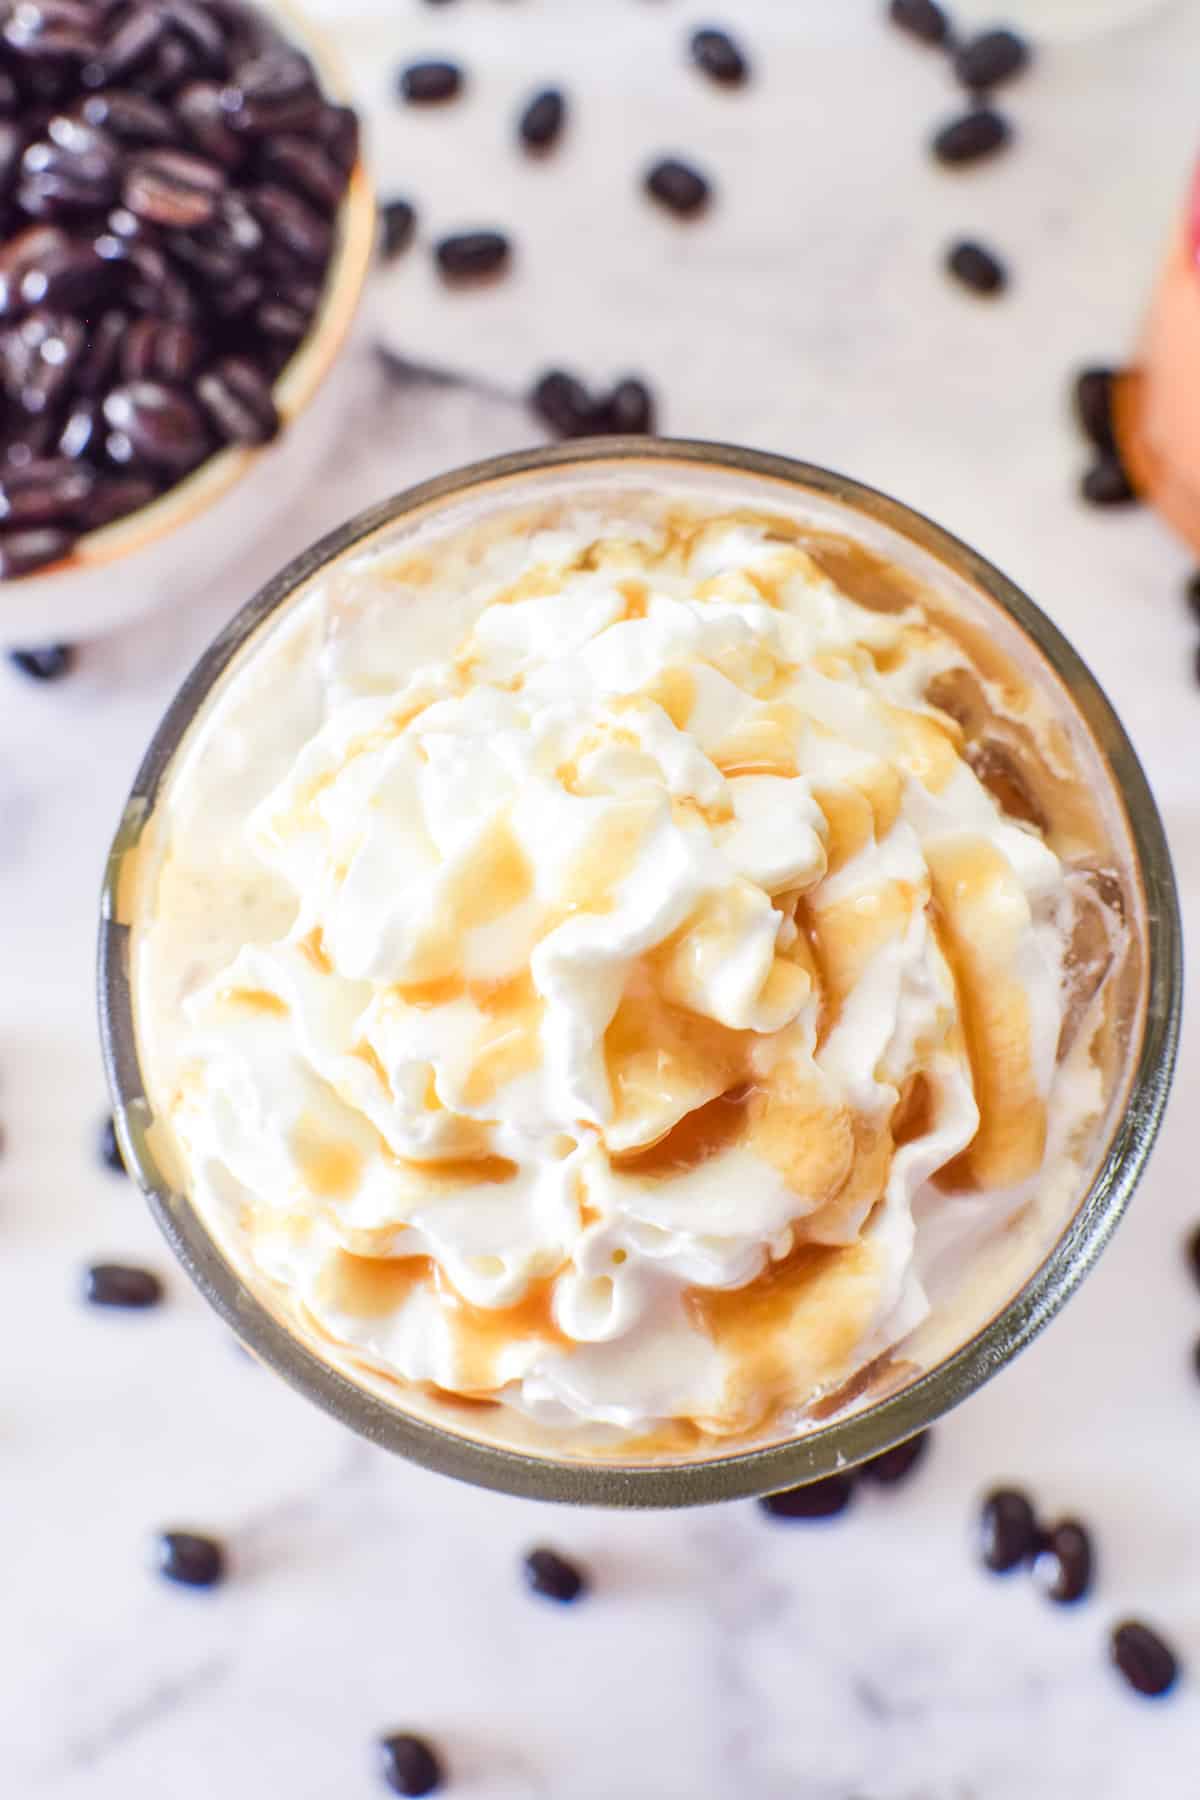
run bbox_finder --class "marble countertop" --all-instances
[4,3,1199,1795]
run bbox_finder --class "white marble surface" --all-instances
[4,2,1200,1794]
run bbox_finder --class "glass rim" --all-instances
[98,437,1182,1508]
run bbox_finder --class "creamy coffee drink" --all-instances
[127,479,1131,1453]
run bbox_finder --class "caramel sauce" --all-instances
[613,1084,754,1178]
[604,960,752,1147]
[644,665,696,731]
[350,1040,393,1097]
[892,1070,936,1147]
[885,704,962,794]
[712,702,803,780]
[431,1264,573,1389]
[218,987,288,1015]
[293,1119,363,1200]
[403,817,535,986]
[317,1250,433,1317]
[558,796,655,918]
[400,1153,519,1188]
[806,879,919,1037]
[619,578,649,620]
[460,974,545,1106]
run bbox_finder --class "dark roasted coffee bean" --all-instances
[1032,1519,1093,1604]
[0,525,73,576]
[161,1,230,74]
[0,455,92,525]
[78,88,174,146]
[434,229,510,282]
[598,376,656,435]
[0,69,16,118]
[379,1733,444,1797]
[380,198,416,261]
[644,156,711,217]
[1081,456,1136,507]
[523,1546,588,1602]
[260,135,345,210]
[860,1430,930,1486]
[931,108,1011,167]
[124,148,226,228]
[102,380,209,469]
[255,297,308,341]
[689,27,749,86]
[221,48,321,135]
[1111,1621,1179,1698]
[196,354,279,444]
[121,241,196,319]
[946,239,1007,295]
[208,269,260,317]
[57,395,100,458]
[78,471,158,527]
[157,1529,226,1588]
[888,0,950,44]
[120,316,201,382]
[954,28,1031,92]
[74,307,127,391]
[397,59,463,104]
[4,0,95,62]
[1184,1222,1200,1290]
[84,6,166,88]
[137,34,196,100]
[518,87,565,152]
[529,368,597,438]
[7,639,74,678]
[84,1262,163,1309]
[3,310,85,413]
[1074,366,1117,453]
[19,238,113,311]
[174,80,244,166]
[979,1486,1038,1572]
[0,227,70,319]
[21,118,121,212]
[249,182,329,263]
[318,102,359,173]
[0,119,24,198]
[759,1473,855,1519]
[1186,573,1200,625]
[101,1113,127,1172]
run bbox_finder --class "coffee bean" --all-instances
[380,197,416,261]
[255,296,309,341]
[140,34,194,100]
[1032,1520,1093,1604]
[758,1473,855,1519]
[397,60,463,105]
[518,87,566,153]
[58,396,100,458]
[220,48,322,135]
[73,307,127,392]
[0,454,93,524]
[3,310,85,414]
[102,380,209,470]
[0,119,26,199]
[378,1733,444,1797]
[0,525,73,575]
[954,28,1031,92]
[931,108,1012,167]
[1073,366,1117,454]
[19,238,114,311]
[196,354,278,444]
[84,1262,163,1309]
[434,230,510,282]
[860,1430,930,1486]
[644,156,711,217]
[249,182,329,263]
[946,239,1007,295]
[174,80,245,166]
[260,135,345,211]
[689,27,749,86]
[529,368,598,438]
[7,639,74,678]
[100,1113,127,1171]
[1186,573,1200,625]
[121,317,201,383]
[161,1,230,75]
[88,8,167,88]
[888,0,950,44]
[78,471,158,526]
[597,375,656,435]
[0,227,68,320]
[318,102,359,174]
[78,88,175,146]
[1111,1620,1179,1698]
[1081,456,1136,507]
[523,1546,588,1602]
[21,118,121,213]
[978,1486,1038,1572]
[124,148,225,228]
[157,1529,226,1588]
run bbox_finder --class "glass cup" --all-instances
[0,3,375,646]
[98,441,1180,1507]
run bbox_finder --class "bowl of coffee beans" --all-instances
[0,0,374,641]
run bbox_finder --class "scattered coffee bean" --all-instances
[397,60,463,105]
[860,1431,930,1486]
[524,1546,588,1603]
[518,87,566,153]
[8,641,74,680]
[759,1473,855,1520]
[979,1487,1039,1572]
[434,230,510,283]
[157,1529,226,1589]
[1185,572,1200,623]
[529,368,598,438]
[380,198,417,261]
[0,527,73,577]
[1081,456,1136,508]
[954,28,1032,92]
[888,0,950,45]
[931,108,1012,167]
[99,1112,127,1174]
[84,1262,163,1309]
[689,27,750,87]
[1185,1222,1200,1290]
[644,156,711,217]
[379,1733,444,1797]
[1073,366,1117,454]
[1032,1519,1093,1604]
[598,375,656,435]
[1111,1620,1179,1698]
[946,239,1007,295]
